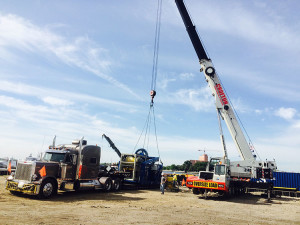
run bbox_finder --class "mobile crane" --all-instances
[175,0,277,197]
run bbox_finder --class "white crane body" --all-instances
[175,0,276,197]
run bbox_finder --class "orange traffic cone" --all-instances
[7,161,11,175]
[182,179,186,186]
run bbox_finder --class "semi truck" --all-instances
[6,137,129,198]
[6,135,162,198]
[175,0,277,198]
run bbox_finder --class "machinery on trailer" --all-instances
[6,137,128,198]
[175,0,277,197]
[102,134,163,187]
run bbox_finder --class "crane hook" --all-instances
[150,90,156,105]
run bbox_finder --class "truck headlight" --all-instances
[32,174,38,181]
[7,175,14,181]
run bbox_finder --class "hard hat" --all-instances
[161,172,164,175]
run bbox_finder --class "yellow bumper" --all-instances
[6,181,39,195]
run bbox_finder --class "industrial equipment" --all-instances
[103,134,163,187]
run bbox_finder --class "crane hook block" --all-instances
[150,90,156,103]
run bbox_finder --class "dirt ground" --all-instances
[0,176,299,225]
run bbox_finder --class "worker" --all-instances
[160,172,166,194]
[173,173,178,188]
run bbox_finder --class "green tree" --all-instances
[170,164,178,171]
[191,162,207,172]
[182,160,192,172]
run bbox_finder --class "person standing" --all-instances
[173,173,178,188]
[160,173,166,194]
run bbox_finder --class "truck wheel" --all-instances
[38,179,57,199]
[99,177,112,191]
[10,191,22,196]
[112,178,121,191]
[192,188,200,195]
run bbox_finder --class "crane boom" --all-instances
[175,0,208,61]
[175,0,255,162]
[102,134,122,158]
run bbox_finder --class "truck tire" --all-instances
[10,191,22,196]
[38,179,57,199]
[112,178,121,191]
[192,188,200,195]
[99,177,112,191]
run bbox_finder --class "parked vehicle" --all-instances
[175,0,276,198]
[6,138,128,198]
[6,135,162,198]
[0,158,17,175]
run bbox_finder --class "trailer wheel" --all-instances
[112,178,121,191]
[38,179,57,199]
[99,177,112,191]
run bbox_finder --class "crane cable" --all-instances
[151,0,162,94]
[215,71,261,161]
[134,0,162,163]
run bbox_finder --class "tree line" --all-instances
[163,160,208,172]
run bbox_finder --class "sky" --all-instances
[0,0,299,172]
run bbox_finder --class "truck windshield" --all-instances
[215,165,226,175]
[43,152,65,162]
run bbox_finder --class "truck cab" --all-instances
[6,139,103,198]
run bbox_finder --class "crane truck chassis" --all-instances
[175,0,276,198]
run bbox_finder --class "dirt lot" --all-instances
[0,176,299,225]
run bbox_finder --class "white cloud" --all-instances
[157,77,176,90]
[0,80,137,112]
[275,107,297,120]
[162,86,214,112]
[179,72,195,80]
[0,95,50,113]
[42,96,73,106]
[169,1,300,52]
[0,13,141,100]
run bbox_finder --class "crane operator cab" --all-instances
[198,157,229,184]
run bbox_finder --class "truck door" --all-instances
[213,164,226,183]
[61,154,77,180]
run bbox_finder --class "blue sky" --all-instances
[0,0,299,172]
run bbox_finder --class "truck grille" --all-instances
[15,163,34,181]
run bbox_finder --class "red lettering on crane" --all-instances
[215,84,229,105]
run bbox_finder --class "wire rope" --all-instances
[133,0,162,163]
